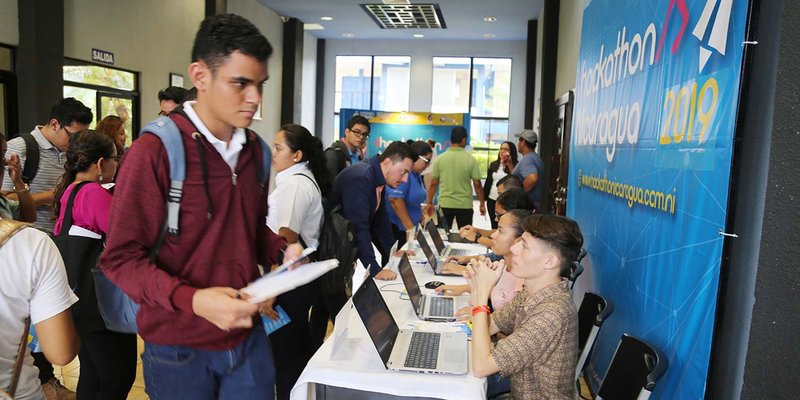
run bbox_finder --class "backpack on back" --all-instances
[316,204,358,296]
[18,132,40,184]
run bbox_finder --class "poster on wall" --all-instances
[567,0,748,398]
[338,108,470,157]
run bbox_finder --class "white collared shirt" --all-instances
[267,163,324,249]
[182,101,247,171]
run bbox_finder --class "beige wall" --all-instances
[555,0,585,98]
[64,0,204,130]
[0,0,18,45]
[227,0,284,142]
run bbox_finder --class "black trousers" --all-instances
[487,199,498,229]
[309,290,349,352]
[76,328,137,400]
[270,280,319,400]
[441,207,473,229]
[391,224,408,249]
[32,352,55,383]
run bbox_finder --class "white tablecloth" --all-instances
[290,244,488,400]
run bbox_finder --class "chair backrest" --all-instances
[577,247,588,262]
[575,292,614,380]
[568,261,584,289]
[596,334,669,400]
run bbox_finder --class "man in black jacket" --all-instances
[324,115,370,178]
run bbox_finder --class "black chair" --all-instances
[568,261,584,289]
[575,292,614,381]
[596,334,669,400]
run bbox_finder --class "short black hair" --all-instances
[185,87,198,101]
[51,98,93,127]
[379,141,417,164]
[497,174,523,191]
[496,188,532,212]
[158,86,189,103]
[410,140,433,157]
[347,115,370,131]
[191,14,273,73]
[451,126,468,144]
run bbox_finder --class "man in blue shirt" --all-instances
[324,115,370,179]
[512,130,544,209]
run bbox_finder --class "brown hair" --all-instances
[95,115,124,155]
[52,130,116,219]
[522,214,584,276]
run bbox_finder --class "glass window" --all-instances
[0,46,12,71]
[335,56,372,111]
[431,57,471,113]
[372,56,410,112]
[470,119,509,178]
[63,65,135,91]
[471,58,512,118]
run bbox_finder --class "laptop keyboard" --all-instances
[448,248,472,257]
[429,297,454,317]
[404,331,440,369]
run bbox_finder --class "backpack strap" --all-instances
[57,181,93,237]
[248,130,272,186]
[141,116,185,237]
[0,218,31,397]
[293,172,320,194]
[19,132,40,184]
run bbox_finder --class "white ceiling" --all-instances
[256,0,543,41]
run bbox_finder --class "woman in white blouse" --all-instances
[265,124,331,400]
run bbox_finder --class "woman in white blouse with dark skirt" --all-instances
[266,124,331,400]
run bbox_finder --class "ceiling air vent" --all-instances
[361,3,447,29]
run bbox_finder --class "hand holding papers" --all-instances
[241,259,339,304]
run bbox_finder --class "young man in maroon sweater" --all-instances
[100,14,303,399]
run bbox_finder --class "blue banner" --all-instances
[567,0,748,398]
[339,109,470,157]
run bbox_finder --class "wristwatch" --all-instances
[474,232,482,243]
[14,183,30,193]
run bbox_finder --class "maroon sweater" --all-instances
[100,113,286,350]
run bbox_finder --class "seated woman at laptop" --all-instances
[454,188,532,251]
[465,214,583,399]
[435,209,528,311]
[443,189,533,273]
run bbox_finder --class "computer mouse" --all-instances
[425,281,445,290]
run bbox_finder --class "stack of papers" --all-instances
[242,259,339,303]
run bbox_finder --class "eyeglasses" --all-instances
[418,155,430,164]
[62,126,83,137]
[350,129,369,139]
[495,211,507,222]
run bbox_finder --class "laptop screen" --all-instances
[352,278,399,367]
[416,230,439,269]
[426,220,447,254]
[398,254,423,313]
[436,208,448,231]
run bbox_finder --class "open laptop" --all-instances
[352,278,469,374]
[416,230,461,277]
[398,254,469,322]
[436,208,470,243]
[426,221,481,259]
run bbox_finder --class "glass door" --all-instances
[98,92,136,147]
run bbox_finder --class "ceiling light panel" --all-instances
[362,3,447,29]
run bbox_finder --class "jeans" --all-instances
[142,326,275,400]
[486,372,511,397]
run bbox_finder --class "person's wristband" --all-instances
[473,232,482,243]
[14,183,30,193]
[471,305,491,316]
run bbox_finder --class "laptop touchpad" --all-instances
[444,349,466,363]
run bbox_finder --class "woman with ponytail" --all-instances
[265,123,330,400]
[52,130,136,400]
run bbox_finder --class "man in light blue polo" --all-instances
[513,129,544,210]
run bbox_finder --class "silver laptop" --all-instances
[352,278,469,375]
[416,230,461,276]
[426,221,481,258]
[398,254,468,321]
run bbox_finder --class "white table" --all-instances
[291,243,488,400]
